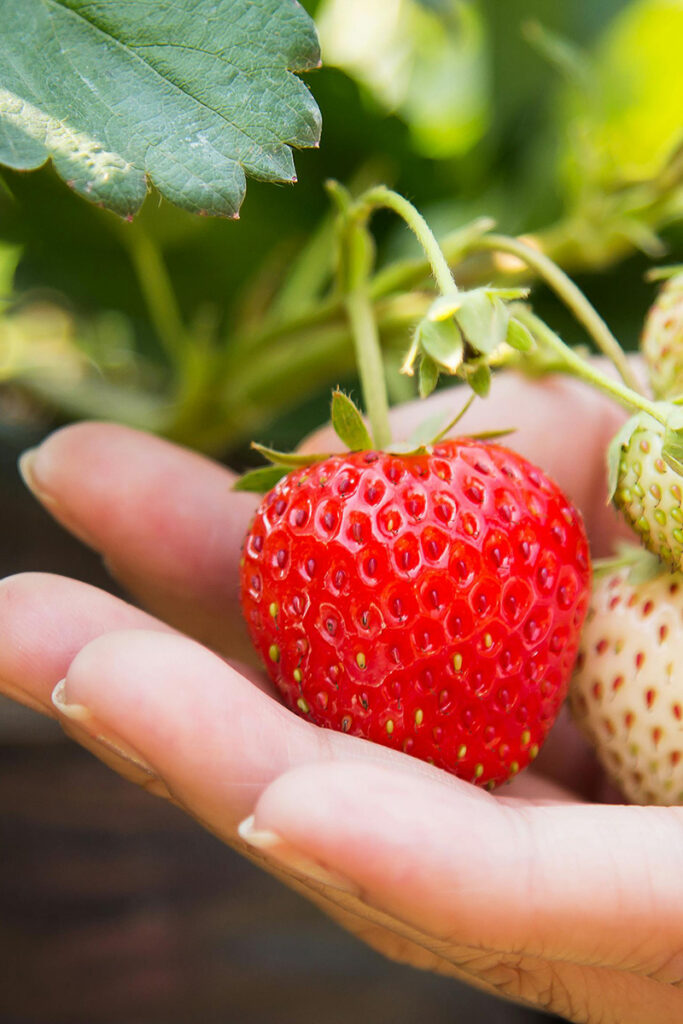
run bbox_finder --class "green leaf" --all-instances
[0,0,321,217]
[506,317,536,352]
[251,443,331,468]
[627,549,666,585]
[418,355,440,398]
[385,440,428,455]
[593,543,665,583]
[662,426,683,477]
[465,362,491,397]
[330,390,373,450]
[454,289,504,355]
[466,428,516,442]
[233,465,289,493]
[486,287,530,301]
[402,393,477,449]
[427,290,462,321]
[489,297,510,350]
[418,317,464,372]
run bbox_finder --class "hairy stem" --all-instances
[345,284,392,448]
[474,233,642,393]
[118,223,186,364]
[355,186,458,296]
[516,308,666,425]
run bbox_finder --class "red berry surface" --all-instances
[240,440,591,787]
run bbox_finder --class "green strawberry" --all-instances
[608,413,683,570]
[569,559,683,805]
[642,270,683,400]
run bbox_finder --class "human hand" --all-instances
[2,369,682,1024]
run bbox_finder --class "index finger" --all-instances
[18,423,259,657]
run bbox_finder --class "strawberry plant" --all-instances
[233,182,683,790]
[0,1,682,802]
[1,1,682,455]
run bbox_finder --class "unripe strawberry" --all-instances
[569,563,683,805]
[642,271,683,399]
[609,414,683,571]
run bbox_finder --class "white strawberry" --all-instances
[569,559,683,805]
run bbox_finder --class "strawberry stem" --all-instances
[354,186,458,298]
[118,219,187,363]
[328,181,393,449]
[516,308,668,426]
[473,233,642,394]
[345,278,392,449]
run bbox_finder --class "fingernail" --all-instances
[51,679,157,777]
[238,814,358,895]
[18,448,58,508]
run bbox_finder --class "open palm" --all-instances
[2,370,683,1024]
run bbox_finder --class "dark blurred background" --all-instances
[1,0,682,1020]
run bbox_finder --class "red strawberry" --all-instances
[240,439,591,788]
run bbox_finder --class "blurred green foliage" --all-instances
[0,0,681,458]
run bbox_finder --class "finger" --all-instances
[52,628,493,835]
[0,572,580,804]
[302,369,630,556]
[247,759,683,985]
[18,423,259,657]
[0,572,172,714]
[0,571,270,714]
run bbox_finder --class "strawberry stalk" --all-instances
[344,260,393,449]
[328,181,393,449]
[340,187,677,443]
[473,233,642,394]
[515,308,670,427]
[345,185,641,398]
[353,185,459,298]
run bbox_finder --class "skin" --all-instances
[2,369,683,1024]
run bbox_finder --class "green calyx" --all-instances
[401,286,533,398]
[593,544,665,585]
[234,389,368,492]
[234,387,516,494]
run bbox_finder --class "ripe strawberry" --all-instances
[240,439,591,788]
[569,564,683,805]
[642,271,683,400]
[610,415,683,570]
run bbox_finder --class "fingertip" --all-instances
[63,627,211,712]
